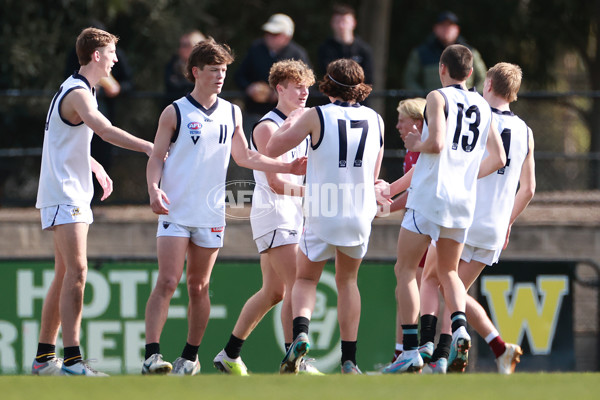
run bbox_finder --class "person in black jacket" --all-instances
[403,11,487,93]
[317,4,374,86]
[234,13,311,136]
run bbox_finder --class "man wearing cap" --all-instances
[403,11,487,93]
[235,13,311,136]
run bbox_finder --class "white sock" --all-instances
[395,343,403,351]
[485,330,499,344]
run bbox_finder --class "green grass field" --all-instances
[2,373,599,400]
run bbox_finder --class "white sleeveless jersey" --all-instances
[249,109,308,239]
[304,101,383,246]
[36,73,96,209]
[406,86,493,229]
[466,109,531,250]
[159,95,236,228]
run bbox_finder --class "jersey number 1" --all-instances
[497,128,511,175]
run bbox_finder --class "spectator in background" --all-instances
[403,11,486,93]
[64,20,134,203]
[164,30,206,104]
[318,4,374,85]
[235,13,311,136]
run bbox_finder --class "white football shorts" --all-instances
[300,227,368,262]
[461,244,502,266]
[255,228,301,253]
[402,208,467,243]
[157,221,224,248]
[40,204,93,230]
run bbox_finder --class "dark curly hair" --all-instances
[318,59,372,103]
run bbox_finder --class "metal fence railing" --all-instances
[2,89,600,205]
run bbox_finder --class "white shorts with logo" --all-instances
[255,228,300,253]
[300,227,368,262]
[402,208,467,243]
[40,204,93,230]
[157,221,224,248]
[461,244,502,266]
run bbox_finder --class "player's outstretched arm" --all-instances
[266,107,317,157]
[69,88,153,156]
[253,119,304,197]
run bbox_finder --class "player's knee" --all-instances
[268,288,285,304]
[187,281,209,299]
[155,276,180,295]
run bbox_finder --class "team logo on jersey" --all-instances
[188,121,202,145]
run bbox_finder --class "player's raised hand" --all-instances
[404,130,422,152]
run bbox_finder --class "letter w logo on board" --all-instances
[481,275,568,355]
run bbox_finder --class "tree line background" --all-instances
[1,0,600,199]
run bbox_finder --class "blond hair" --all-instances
[397,98,426,121]
[486,62,522,103]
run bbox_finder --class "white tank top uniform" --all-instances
[406,85,493,229]
[466,108,531,251]
[159,94,236,228]
[249,108,308,240]
[304,101,383,247]
[36,73,97,209]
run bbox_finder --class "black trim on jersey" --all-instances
[376,110,384,148]
[436,89,450,120]
[251,117,279,151]
[185,94,219,116]
[313,106,325,150]
[172,102,182,143]
[45,87,63,131]
[445,84,466,91]
[72,72,92,90]
[333,100,361,108]
[58,87,87,127]
[491,107,515,117]
[272,108,287,120]
[231,104,236,139]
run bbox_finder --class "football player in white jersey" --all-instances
[383,45,505,374]
[267,59,385,374]
[33,27,153,377]
[143,39,306,375]
[213,59,320,375]
[420,62,535,374]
